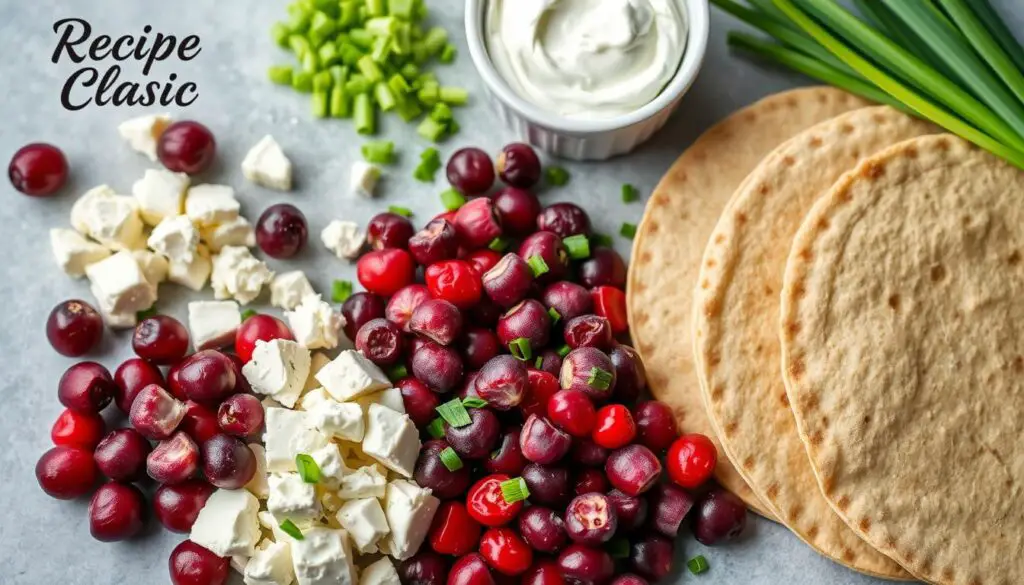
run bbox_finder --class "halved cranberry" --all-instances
[607,489,648,531]
[520,369,560,419]
[467,474,522,527]
[493,187,541,236]
[217,393,264,437]
[560,348,616,403]
[58,362,116,413]
[542,282,593,322]
[454,197,503,248]
[9,142,68,196]
[410,299,463,346]
[556,544,614,585]
[481,527,533,576]
[399,551,449,585]
[520,232,569,283]
[609,345,647,404]
[358,248,416,296]
[356,318,404,365]
[520,414,572,464]
[446,407,501,459]
[605,444,661,496]
[415,440,472,499]
[522,463,571,506]
[447,147,495,195]
[592,286,628,334]
[51,408,105,450]
[154,480,214,533]
[630,535,674,581]
[474,355,529,410]
[496,143,541,189]
[635,401,678,452]
[36,446,97,499]
[398,377,440,427]
[201,434,256,489]
[386,284,432,331]
[367,212,415,250]
[563,315,613,350]
[342,292,387,339]
[448,553,496,585]
[592,404,636,449]
[133,315,190,364]
[571,438,609,467]
[573,469,608,495]
[484,426,526,475]
[522,560,567,585]
[411,341,464,393]
[180,400,220,444]
[46,300,102,356]
[130,384,186,440]
[426,260,482,309]
[565,493,617,545]
[547,390,596,437]
[692,488,748,545]
[114,358,165,414]
[157,120,216,174]
[235,314,293,363]
[482,254,534,308]
[537,203,591,238]
[409,218,459,265]
[89,481,147,541]
[518,506,568,554]
[173,350,237,405]
[429,501,482,556]
[465,249,502,276]
[578,247,626,289]
[648,482,696,537]
[168,540,230,585]
[460,327,501,370]
[148,432,200,485]
[94,428,152,482]
[496,299,550,350]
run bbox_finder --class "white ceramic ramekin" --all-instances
[465,0,710,161]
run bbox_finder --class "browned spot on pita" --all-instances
[758,183,770,196]
[782,155,796,167]
[674,171,688,182]
[634,312,649,326]
[962,214,972,226]
[800,391,819,412]
[821,474,835,495]
[808,430,823,446]
[936,137,951,150]
[788,504,803,520]
[704,299,721,319]
[941,568,953,581]
[723,421,738,437]
[700,279,710,290]
[653,193,668,206]
[714,233,725,245]
[783,320,801,340]
[711,385,724,401]
[862,160,885,179]
[671,406,687,423]
[838,188,853,203]
[885,536,897,550]
[786,96,798,108]
[968,578,981,585]
[905,145,919,159]
[744,111,757,122]
[871,112,886,124]
[788,358,805,381]
[766,101,779,112]
[920,559,932,575]
[707,352,721,367]
[647,221,659,234]
[693,150,707,163]
[807,525,819,540]
[764,284,774,297]
[639,251,652,264]
[930,264,947,282]
[742,456,754,471]
[779,392,790,408]
[1013,356,1023,373]
[840,123,854,134]
[887,294,901,311]
[1009,251,1021,265]
[797,248,812,261]
[816,217,830,231]
[862,414,872,426]
[705,258,717,269]
[841,549,855,563]
[765,483,780,501]
[790,282,806,301]
[735,212,748,225]
[836,495,850,512]
[859,518,871,533]
[639,341,653,355]
[820,415,829,427]
[809,136,823,148]
[904,551,916,566]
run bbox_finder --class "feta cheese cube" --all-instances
[212,246,274,305]
[188,300,241,350]
[118,113,171,161]
[201,215,257,252]
[355,387,406,415]
[320,220,365,260]
[315,350,390,402]
[132,249,169,287]
[268,473,320,524]
[297,387,331,411]
[359,559,400,585]
[169,244,212,291]
[132,168,188,225]
[70,185,116,233]
[71,186,145,250]
[245,443,270,499]
[242,135,293,191]
[362,404,420,478]
[244,540,295,585]
[190,488,261,557]
[337,498,390,554]
[381,480,439,561]
[98,305,139,329]
[290,528,357,585]
[186,184,241,226]
[271,271,316,311]
[309,401,364,442]
[86,250,157,318]
[350,161,381,198]
[50,228,111,278]
[264,408,329,472]
[309,444,351,488]
[337,465,387,499]
[243,339,312,408]
[285,294,344,350]
[148,215,199,264]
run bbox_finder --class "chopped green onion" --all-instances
[557,344,571,358]
[330,87,352,118]
[413,147,442,182]
[440,188,466,211]
[423,27,448,55]
[445,117,461,136]
[426,417,446,439]
[362,140,395,165]
[349,28,374,48]
[396,99,424,122]
[374,82,398,111]
[387,363,409,381]
[687,555,710,575]
[527,255,549,277]
[289,34,311,57]
[439,86,468,105]
[309,11,336,46]
[268,65,294,85]
[301,50,319,73]
[509,338,533,361]
[339,42,365,65]
[312,90,330,118]
[563,235,591,260]
[292,71,314,93]
[365,0,386,17]
[417,84,439,105]
[534,356,544,369]
[401,62,420,80]
[313,71,334,91]
[279,518,305,540]
[272,22,291,47]
[438,446,463,471]
[587,367,613,391]
[621,184,640,203]
[318,42,341,67]
[417,117,448,142]
[241,309,258,321]
[430,102,453,122]
[545,166,570,186]
[436,398,472,427]
[608,538,631,559]
[295,454,321,483]
[620,223,637,239]
[371,36,392,62]
[439,43,457,63]
[547,307,561,324]
[345,74,372,94]
[499,477,530,503]
[354,93,375,134]
[365,16,397,36]
[591,233,614,248]
[389,73,412,96]
[331,280,353,303]
[136,306,158,321]
[357,55,384,82]
[330,65,350,86]
[388,205,414,218]
[389,0,415,19]
[462,397,488,409]
[488,237,508,252]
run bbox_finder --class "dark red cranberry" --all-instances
[474,355,529,410]
[518,506,568,553]
[519,232,569,283]
[573,469,608,495]
[46,300,102,356]
[496,143,541,189]
[411,341,464,393]
[578,247,627,289]
[609,345,647,404]
[648,483,696,537]
[484,426,526,475]
[447,147,495,195]
[446,407,501,459]
[634,401,678,451]
[522,561,567,585]
[547,390,596,437]
[693,488,748,545]
[612,576,649,585]
[36,446,97,499]
[367,211,415,250]
[169,540,230,585]
[556,544,614,585]
[355,318,404,365]
[533,353,563,382]
[9,142,68,196]
[201,434,256,489]
[409,218,459,265]
[58,362,115,413]
[88,481,147,541]
[180,401,220,444]
[397,377,440,427]
[607,489,648,531]
[410,299,463,346]
[114,358,165,414]
[341,292,387,340]
[217,394,264,437]
[458,371,481,400]
[154,480,214,532]
[542,282,593,322]
[448,553,496,585]
[563,315,613,350]
[385,284,432,331]
[482,254,534,308]
[157,121,216,174]
[496,299,551,350]
[522,463,571,506]
[415,440,472,499]
[520,415,572,464]
[256,203,308,258]
[173,350,237,405]
[571,438,609,467]
[133,315,190,364]
[560,348,616,403]
[537,203,591,238]
[630,535,674,581]
[605,444,662,497]
[453,197,503,248]
[564,493,617,545]
[460,327,502,370]
[399,551,449,585]
[94,428,152,482]
[493,187,541,235]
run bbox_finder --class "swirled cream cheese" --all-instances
[486,0,688,120]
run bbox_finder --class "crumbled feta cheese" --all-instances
[131,168,188,225]
[315,350,390,402]
[359,558,400,585]
[50,228,111,278]
[86,250,157,319]
[148,215,199,264]
[355,387,406,415]
[242,135,293,191]
[297,387,331,412]
[309,444,351,489]
[290,528,357,585]
[70,185,116,233]
[362,404,420,478]
[350,161,381,198]
[243,339,312,408]
[320,220,366,260]
[186,184,241,226]
[201,215,257,252]
[244,540,294,585]
[132,249,169,288]
[337,498,390,554]
[190,488,261,557]
[381,480,439,561]
[264,408,329,473]
[118,113,171,161]
[285,294,344,350]
[188,300,241,350]
[271,271,316,311]
[337,465,387,500]
[70,186,145,250]
[268,473,320,524]
[245,443,270,499]
[168,244,212,291]
[98,305,139,329]
[309,401,364,442]
[212,246,275,305]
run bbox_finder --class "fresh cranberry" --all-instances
[693,488,748,545]
[648,482,696,537]
[133,315,190,364]
[612,576,649,585]
[560,348,616,403]
[465,249,502,276]
[411,299,464,346]
[201,434,256,489]
[520,414,572,464]
[415,440,473,499]
[426,260,482,309]
[537,203,591,238]
[89,481,147,541]
[180,400,220,444]
[522,463,571,506]
[216,394,264,437]
[522,560,566,585]
[51,408,105,450]
[518,506,567,553]
[446,407,501,459]
[46,300,102,356]
[564,493,617,545]
[36,446,97,499]
[9,142,68,196]
[410,218,459,265]
[578,248,626,289]
[355,318,404,365]
[474,355,529,410]
[168,540,230,585]
[591,286,628,334]
[520,232,569,283]
[154,480,214,533]
[563,315,613,350]
[148,432,200,485]
[573,469,608,495]
[493,187,541,235]
[386,284,432,331]
[667,433,717,489]
[114,358,165,413]
[609,345,647,404]
[571,438,609,467]
[94,428,152,482]
[359,248,416,296]
[592,404,636,449]
[157,121,215,174]
[607,489,648,531]
[630,535,674,581]
[448,553,496,585]
[399,551,449,585]
[605,444,662,496]
[341,292,387,339]
[496,143,541,189]
[430,501,482,556]
[496,299,550,350]
[460,327,501,370]
[367,212,415,250]
[467,474,522,527]
[556,544,614,585]
[547,390,596,437]
[482,254,534,308]
[480,527,533,576]
[634,402,678,452]
[58,362,115,413]
[235,314,293,363]
[454,197,503,248]
[173,350,237,405]
[484,426,526,475]
[521,369,560,419]
[447,147,495,195]
[398,377,440,427]
[256,203,308,258]
[542,282,593,322]
[130,384,186,440]
[412,341,464,393]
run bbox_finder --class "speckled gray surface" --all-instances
[3,1,1022,584]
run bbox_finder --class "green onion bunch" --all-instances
[269,0,467,142]
[713,0,1024,169]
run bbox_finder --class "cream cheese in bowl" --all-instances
[486,0,688,120]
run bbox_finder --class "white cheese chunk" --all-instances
[245,443,270,500]
[98,305,138,329]
[264,408,329,473]
[168,244,212,291]
[309,401,364,442]
[132,168,188,225]
[86,250,157,318]
[132,249,169,288]
[320,220,366,260]
[190,488,261,558]
[337,465,387,499]
[362,404,420,478]
[337,498,390,554]
[268,473,321,524]
[380,480,439,561]
[213,246,274,305]
[71,186,145,250]
[285,294,344,350]
[118,113,171,161]
[242,135,293,191]
[70,185,116,233]
[243,339,312,408]
[297,387,331,412]
[186,184,241,226]
[309,444,351,489]
[349,161,381,199]
[201,215,257,252]
[359,558,400,585]
[355,388,406,415]
[290,528,357,585]
[148,214,199,264]
[50,228,111,278]
[188,300,241,350]
[244,540,295,585]
[271,271,316,311]
[315,350,390,402]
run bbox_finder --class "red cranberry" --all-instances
[154,480,214,533]
[398,377,440,427]
[399,551,449,585]
[605,444,662,496]
[409,218,459,265]
[519,232,569,283]
[51,408,105,450]
[429,501,481,556]
[693,488,748,545]
[447,147,495,195]
[474,355,529,410]
[453,197,503,248]
[201,434,256,489]
[496,299,551,350]
[94,428,152,482]
[482,254,534,308]
[606,489,648,531]
[591,286,629,334]
[256,203,308,258]
[133,315,190,364]
[426,260,483,309]
[563,315,613,350]
[522,463,571,506]
[467,474,522,527]
[114,357,166,413]
[386,284,432,332]
[538,203,591,238]
[465,249,502,276]
[630,535,674,581]
[341,292,387,339]
[415,440,472,499]
[354,318,403,366]
[46,300,102,356]
[547,390,596,437]
[58,362,115,413]
[592,404,636,449]
[577,247,626,289]
[571,438,609,467]
[411,299,463,346]
[9,142,68,196]
[173,350,237,405]
[445,407,501,459]
[666,433,718,489]
[612,576,649,585]
[217,393,264,437]
[460,327,501,370]
[564,493,617,545]
[180,401,221,445]
[411,341,464,392]
[157,121,215,174]
[496,143,541,189]
[520,414,572,464]
[521,369,560,419]
[560,348,616,403]
[542,282,593,322]
[556,544,614,585]
[573,468,608,495]
[518,506,568,553]
[522,560,566,585]
[358,248,416,296]
[130,384,186,440]
[367,211,415,250]
[634,401,678,452]
[484,426,526,475]
[36,446,97,499]
[148,432,200,485]
[169,540,230,585]
[648,482,696,537]
[89,481,147,541]
[480,527,533,576]
[493,187,541,235]
[448,553,496,585]
[609,345,647,404]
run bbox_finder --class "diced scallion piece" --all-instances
[436,398,472,427]
[313,71,334,91]
[563,235,590,260]
[362,141,395,165]
[535,356,544,369]
[587,367,614,391]
[330,87,352,118]
[414,147,442,182]
[388,205,414,218]
[241,309,258,321]
[687,555,710,575]
[430,102,453,122]
[548,307,561,324]
[312,90,330,118]
[423,27,448,55]
[499,477,530,503]
[374,82,397,111]
[426,417,446,439]
[272,22,291,47]
[293,72,314,93]
[488,237,508,252]
[387,363,409,381]
[557,344,571,358]
[509,338,532,361]
[440,188,466,211]
[462,396,488,409]
[331,280,353,303]
[269,65,294,85]
[417,117,448,142]
[354,93,375,134]
[295,454,321,483]
[527,255,549,277]
[439,87,468,105]
[545,166,571,186]
[279,518,305,540]
[439,447,464,471]
[620,223,637,239]
[621,184,640,202]
[440,43,457,63]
